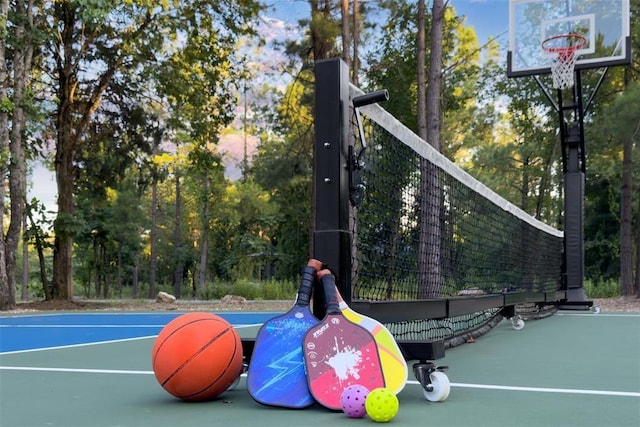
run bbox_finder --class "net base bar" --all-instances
[398,339,446,361]
[351,291,573,323]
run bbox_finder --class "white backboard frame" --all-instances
[508,0,630,77]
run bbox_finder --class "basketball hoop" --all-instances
[542,34,587,90]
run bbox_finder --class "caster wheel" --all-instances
[511,316,525,331]
[423,371,450,402]
[591,305,601,314]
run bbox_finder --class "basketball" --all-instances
[151,312,243,401]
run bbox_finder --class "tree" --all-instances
[1,0,37,310]
[417,0,446,298]
[251,77,315,278]
[42,0,260,300]
[71,99,153,298]
[0,0,10,306]
[599,82,640,296]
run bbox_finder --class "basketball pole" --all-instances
[556,69,597,310]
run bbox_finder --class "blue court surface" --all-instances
[0,312,275,353]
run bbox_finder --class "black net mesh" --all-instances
[348,87,563,345]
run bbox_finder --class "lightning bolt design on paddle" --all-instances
[255,347,305,395]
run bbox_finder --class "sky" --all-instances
[452,0,510,44]
[27,0,510,212]
[263,0,511,45]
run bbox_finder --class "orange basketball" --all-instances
[151,312,243,401]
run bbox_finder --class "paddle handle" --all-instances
[317,269,341,315]
[296,259,322,307]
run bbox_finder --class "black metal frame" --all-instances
[312,58,353,318]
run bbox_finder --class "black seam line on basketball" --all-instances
[182,338,240,399]
[153,318,221,367]
[160,325,232,388]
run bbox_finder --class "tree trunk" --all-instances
[310,0,333,61]
[25,200,51,299]
[53,139,75,299]
[148,167,159,298]
[425,0,444,154]
[620,137,633,295]
[5,0,33,308]
[132,256,139,299]
[635,193,640,298]
[0,0,10,310]
[619,130,635,296]
[536,137,560,220]
[521,156,530,211]
[52,2,78,300]
[352,0,360,85]
[22,228,28,300]
[102,254,110,299]
[117,242,123,298]
[93,238,100,298]
[417,0,444,298]
[197,176,210,293]
[341,0,350,70]
[172,170,183,298]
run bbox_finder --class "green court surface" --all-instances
[1,310,639,426]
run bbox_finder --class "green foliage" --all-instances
[258,279,297,300]
[196,283,231,300]
[0,96,13,113]
[194,278,296,301]
[584,279,621,299]
[229,278,259,300]
[54,212,88,238]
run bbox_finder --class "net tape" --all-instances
[349,85,563,343]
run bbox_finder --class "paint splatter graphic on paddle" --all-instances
[336,287,408,394]
[303,270,384,410]
[247,259,322,408]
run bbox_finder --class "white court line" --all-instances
[0,323,263,329]
[1,367,637,399]
[0,336,158,355]
[0,324,259,356]
[405,380,640,397]
[0,366,154,375]
[557,313,640,318]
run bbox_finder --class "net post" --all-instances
[312,58,353,315]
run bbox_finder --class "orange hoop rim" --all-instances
[541,33,587,56]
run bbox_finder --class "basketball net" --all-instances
[542,34,587,90]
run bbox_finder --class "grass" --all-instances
[584,278,621,298]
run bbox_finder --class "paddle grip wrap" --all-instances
[318,271,341,315]
[296,259,321,307]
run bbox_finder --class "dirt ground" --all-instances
[6,295,640,314]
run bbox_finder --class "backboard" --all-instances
[508,0,630,77]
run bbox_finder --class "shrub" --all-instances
[584,279,620,298]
